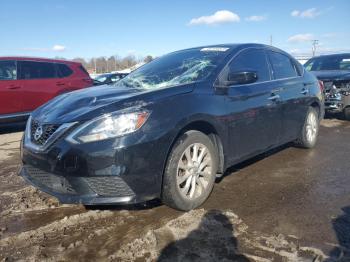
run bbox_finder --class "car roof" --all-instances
[171,43,286,56]
[0,56,80,64]
[310,53,350,59]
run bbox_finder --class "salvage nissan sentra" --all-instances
[20,44,324,211]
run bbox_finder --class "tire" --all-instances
[162,131,218,211]
[344,107,350,121]
[295,107,320,149]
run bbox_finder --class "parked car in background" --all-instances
[20,44,324,211]
[305,53,350,120]
[93,72,128,86]
[0,57,93,125]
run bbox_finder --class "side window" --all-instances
[0,61,17,80]
[225,49,271,84]
[304,59,314,71]
[111,75,121,82]
[57,64,73,77]
[19,61,57,79]
[340,58,350,70]
[268,52,297,79]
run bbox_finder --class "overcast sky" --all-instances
[1,0,349,59]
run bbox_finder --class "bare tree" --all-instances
[71,53,151,73]
[144,55,154,63]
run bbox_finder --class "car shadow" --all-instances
[324,112,346,121]
[0,122,26,134]
[327,206,350,261]
[85,198,163,211]
[216,143,292,183]
[157,209,249,261]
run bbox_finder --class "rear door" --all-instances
[267,51,308,142]
[17,61,62,112]
[222,48,282,162]
[0,60,23,115]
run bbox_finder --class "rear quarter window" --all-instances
[57,64,73,77]
[78,65,90,76]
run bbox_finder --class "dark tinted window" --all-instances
[0,61,17,80]
[57,64,73,77]
[268,52,297,79]
[224,49,270,84]
[19,61,57,79]
[304,55,350,71]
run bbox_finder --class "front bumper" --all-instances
[325,94,345,113]
[20,127,173,205]
[20,165,138,204]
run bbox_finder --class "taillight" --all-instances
[318,80,325,93]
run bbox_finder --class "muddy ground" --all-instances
[0,119,349,261]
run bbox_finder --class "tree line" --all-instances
[55,55,154,74]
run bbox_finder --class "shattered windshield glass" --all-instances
[116,48,230,90]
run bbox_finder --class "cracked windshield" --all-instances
[117,48,229,89]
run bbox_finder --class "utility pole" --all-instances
[270,35,273,46]
[311,40,319,57]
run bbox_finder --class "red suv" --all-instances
[0,57,93,124]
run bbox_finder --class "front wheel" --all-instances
[344,107,350,121]
[295,107,320,149]
[162,131,218,211]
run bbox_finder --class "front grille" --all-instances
[85,177,134,197]
[30,120,60,146]
[25,165,76,195]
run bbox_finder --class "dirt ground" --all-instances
[0,119,349,261]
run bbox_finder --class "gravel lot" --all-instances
[0,119,349,261]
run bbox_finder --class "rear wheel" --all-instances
[344,107,350,121]
[162,131,218,211]
[295,107,320,149]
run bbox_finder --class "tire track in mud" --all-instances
[0,204,180,261]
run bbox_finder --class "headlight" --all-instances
[66,111,150,144]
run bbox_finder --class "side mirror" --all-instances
[227,71,258,85]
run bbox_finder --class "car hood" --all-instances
[32,83,194,124]
[311,70,350,81]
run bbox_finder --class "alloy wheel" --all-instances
[176,143,213,199]
[306,111,318,143]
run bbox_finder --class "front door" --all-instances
[219,48,282,163]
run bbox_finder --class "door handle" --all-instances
[56,82,65,86]
[6,85,21,90]
[268,94,280,101]
[301,88,309,95]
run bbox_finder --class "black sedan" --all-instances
[20,44,324,211]
[305,53,350,120]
